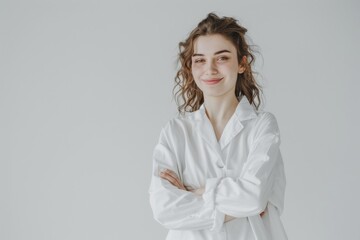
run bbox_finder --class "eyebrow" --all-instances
[192,49,231,57]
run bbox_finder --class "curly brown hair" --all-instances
[173,12,263,115]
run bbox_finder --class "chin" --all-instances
[203,92,227,98]
[202,88,236,99]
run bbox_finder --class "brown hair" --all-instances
[173,12,262,115]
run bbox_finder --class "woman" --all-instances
[149,13,288,240]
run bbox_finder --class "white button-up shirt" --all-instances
[149,96,288,240]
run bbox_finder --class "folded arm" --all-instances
[149,138,225,231]
[160,169,265,221]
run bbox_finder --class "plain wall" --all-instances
[1,0,359,239]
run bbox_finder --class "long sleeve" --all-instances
[148,126,225,231]
[202,112,283,218]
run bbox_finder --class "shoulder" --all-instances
[256,111,279,127]
[251,111,281,137]
[162,110,200,131]
[158,110,198,141]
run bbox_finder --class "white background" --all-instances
[1,0,359,239]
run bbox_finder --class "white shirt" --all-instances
[149,96,288,240]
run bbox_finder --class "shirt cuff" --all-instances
[203,177,224,232]
[210,208,225,232]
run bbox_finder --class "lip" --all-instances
[202,78,223,85]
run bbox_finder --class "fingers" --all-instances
[160,171,181,188]
[161,169,180,183]
[162,173,184,190]
[160,169,186,190]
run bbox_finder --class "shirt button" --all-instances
[216,161,224,168]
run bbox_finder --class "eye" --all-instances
[217,56,229,62]
[193,58,205,64]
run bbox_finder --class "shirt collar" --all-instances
[196,95,258,122]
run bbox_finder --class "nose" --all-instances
[205,60,218,75]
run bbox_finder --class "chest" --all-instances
[177,125,253,189]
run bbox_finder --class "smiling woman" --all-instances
[173,12,261,115]
[149,12,288,240]
[191,34,245,104]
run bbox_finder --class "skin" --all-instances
[160,34,265,222]
[191,34,246,140]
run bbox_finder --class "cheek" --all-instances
[222,64,240,77]
[191,67,201,79]
[191,69,202,87]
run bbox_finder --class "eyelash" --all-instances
[218,56,229,61]
[194,59,205,63]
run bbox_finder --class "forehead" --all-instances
[193,34,236,54]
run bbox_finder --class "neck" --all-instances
[203,94,239,124]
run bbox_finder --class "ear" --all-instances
[238,56,247,74]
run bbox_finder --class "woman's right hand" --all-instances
[159,169,187,191]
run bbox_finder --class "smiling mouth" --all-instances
[202,78,223,85]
